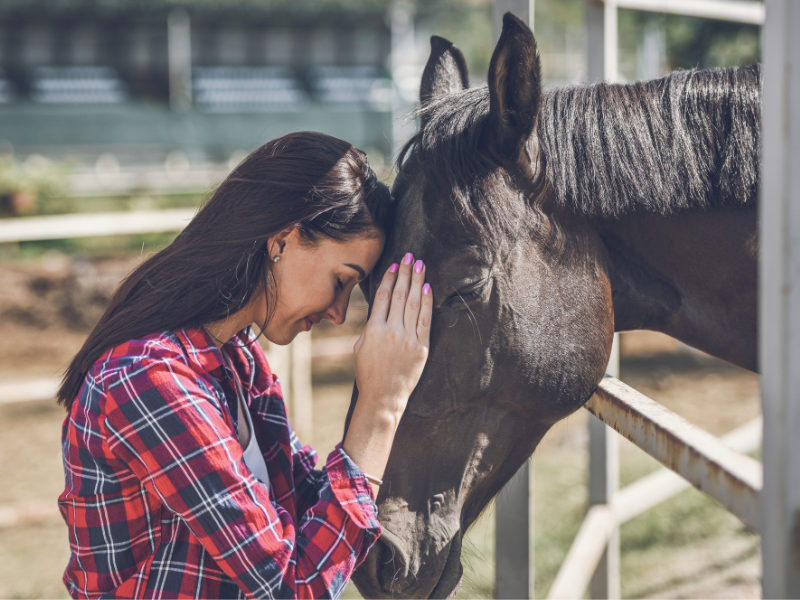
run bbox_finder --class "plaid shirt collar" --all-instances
[174,326,257,386]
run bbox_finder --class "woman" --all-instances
[56,132,432,599]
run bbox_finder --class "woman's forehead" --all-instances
[322,234,384,270]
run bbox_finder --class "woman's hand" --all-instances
[343,253,433,489]
[353,253,432,424]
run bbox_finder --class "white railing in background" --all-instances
[68,166,230,196]
[548,401,762,599]
[614,0,764,24]
[0,209,197,243]
[547,380,763,599]
[0,337,354,407]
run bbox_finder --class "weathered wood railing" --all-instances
[547,379,762,599]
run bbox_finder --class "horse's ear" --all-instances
[487,12,541,161]
[420,36,469,114]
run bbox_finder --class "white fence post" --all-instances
[263,333,314,447]
[589,338,620,599]
[760,0,800,596]
[167,9,192,111]
[495,461,535,599]
[586,3,620,596]
[390,1,417,159]
[493,4,535,597]
[603,0,619,84]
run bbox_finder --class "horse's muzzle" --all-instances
[352,529,463,599]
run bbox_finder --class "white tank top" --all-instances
[224,354,270,491]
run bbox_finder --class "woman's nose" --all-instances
[324,297,348,325]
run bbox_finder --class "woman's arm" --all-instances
[345,255,433,493]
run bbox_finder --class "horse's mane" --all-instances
[541,64,761,217]
[399,64,761,229]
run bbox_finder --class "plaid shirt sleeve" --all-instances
[289,434,329,521]
[100,344,381,599]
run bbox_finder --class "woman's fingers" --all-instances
[353,251,432,421]
[403,259,425,333]
[417,283,433,344]
[387,253,414,326]
[371,263,399,322]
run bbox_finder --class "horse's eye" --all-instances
[443,278,490,307]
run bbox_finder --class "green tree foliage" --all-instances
[619,8,760,76]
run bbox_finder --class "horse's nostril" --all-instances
[354,529,463,599]
[375,533,412,591]
[353,532,413,598]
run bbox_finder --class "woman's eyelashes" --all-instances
[336,277,345,292]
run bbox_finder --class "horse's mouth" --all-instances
[428,531,464,599]
[352,529,464,599]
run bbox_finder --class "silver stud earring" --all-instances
[273,256,281,263]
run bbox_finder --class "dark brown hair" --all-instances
[57,132,391,409]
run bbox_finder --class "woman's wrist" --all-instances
[342,398,402,484]
[350,389,407,429]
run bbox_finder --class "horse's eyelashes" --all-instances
[443,278,490,306]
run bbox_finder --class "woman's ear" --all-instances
[270,225,299,258]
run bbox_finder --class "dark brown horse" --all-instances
[348,13,759,599]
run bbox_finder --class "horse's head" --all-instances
[350,14,614,598]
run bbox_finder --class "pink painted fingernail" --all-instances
[403,253,413,265]
[423,283,431,295]
[389,263,399,273]
[414,260,424,273]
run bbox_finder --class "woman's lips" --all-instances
[304,317,314,331]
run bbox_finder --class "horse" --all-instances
[348,13,760,599]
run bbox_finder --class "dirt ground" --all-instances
[0,254,762,598]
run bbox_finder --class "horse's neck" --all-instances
[598,207,758,371]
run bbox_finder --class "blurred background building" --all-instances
[0,0,395,172]
[0,0,761,211]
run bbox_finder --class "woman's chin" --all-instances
[260,322,305,346]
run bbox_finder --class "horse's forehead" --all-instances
[393,175,430,251]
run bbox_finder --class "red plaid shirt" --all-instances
[59,328,381,599]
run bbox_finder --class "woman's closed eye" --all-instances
[336,277,345,292]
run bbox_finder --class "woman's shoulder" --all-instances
[89,330,191,382]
